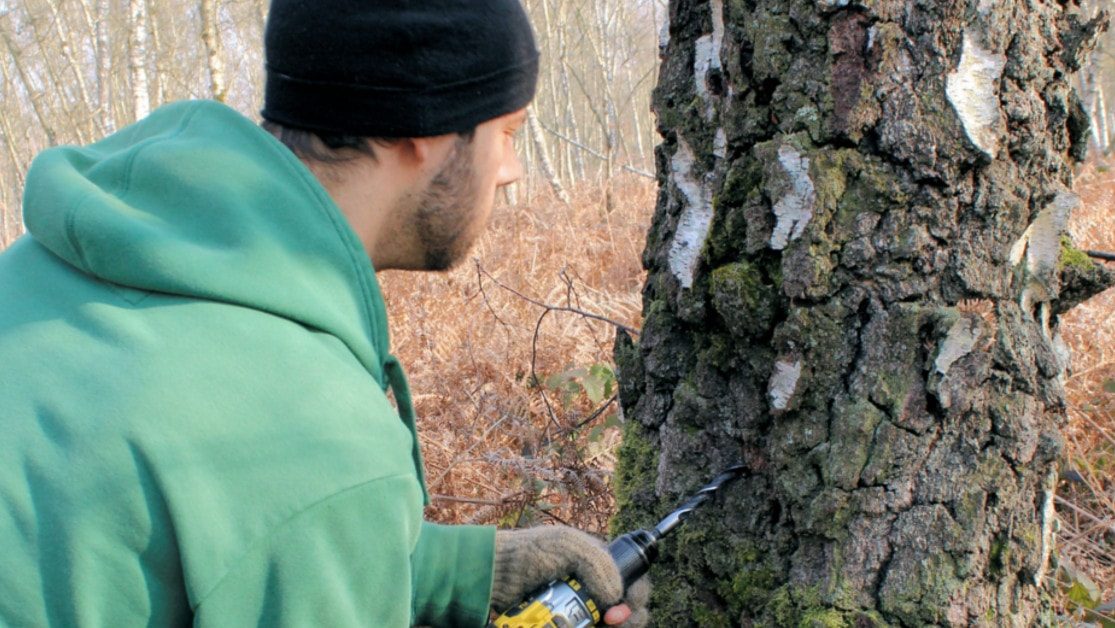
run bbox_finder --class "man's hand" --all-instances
[491,526,651,626]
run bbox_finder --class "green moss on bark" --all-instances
[757,584,887,628]
[879,552,960,625]
[610,420,659,536]
[1059,236,1093,271]
[825,399,885,490]
[710,261,777,338]
[707,159,764,262]
[988,535,1011,576]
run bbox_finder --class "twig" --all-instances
[442,469,508,496]
[560,266,576,308]
[1067,401,1115,451]
[561,266,607,350]
[532,307,562,435]
[533,396,619,458]
[538,120,655,179]
[569,394,618,432]
[430,494,512,506]
[475,260,513,331]
[474,261,637,443]
[475,261,640,337]
[1055,494,1110,527]
[542,509,572,527]
[1086,249,1115,262]
[430,412,512,489]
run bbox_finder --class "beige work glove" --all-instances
[491,526,652,627]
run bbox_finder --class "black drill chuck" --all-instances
[607,529,659,587]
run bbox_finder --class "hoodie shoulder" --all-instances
[20,100,393,385]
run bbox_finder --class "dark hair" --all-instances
[261,120,385,163]
[261,120,477,165]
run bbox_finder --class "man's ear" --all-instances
[371,137,421,170]
[406,135,458,171]
[408,137,434,165]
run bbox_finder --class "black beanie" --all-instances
[261,0,540,138]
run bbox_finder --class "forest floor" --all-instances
[383,168,1115,614]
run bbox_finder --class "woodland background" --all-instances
[0,0,1113,619]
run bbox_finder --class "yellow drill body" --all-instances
[492,578,601,628]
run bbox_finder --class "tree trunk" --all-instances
[96,0,113,131]
[128,0,151,120]
[528,107,572,205]
[45,0,103,139]
[200,0,229,102]
[613,1,1113,626]
[146,1,166,106]
[556,9,586,183]
[1,19,57,146]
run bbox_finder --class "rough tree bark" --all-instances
[613,0,1114,625]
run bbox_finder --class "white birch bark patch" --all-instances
[770,144,815,250]
[692,0,724,120]
[1008,190,1076,315]
[1053,329,1071,375]
[935,317,981,376]
[1025,191,1076,284]
[1035,469,1057,586]
[768,358,802,411]
[667,138,714,289]
[945,31,1006,159]
[714,128,728,159]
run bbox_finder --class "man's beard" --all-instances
[415,135,481,271]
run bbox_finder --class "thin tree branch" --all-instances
[475,261,641,336]
[569,394,618,432]
[430,493,517,506]
[538,120,655,179]
[530,307,562,436]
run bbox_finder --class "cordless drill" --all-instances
[491,465,746,628]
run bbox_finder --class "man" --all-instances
[0,0,648,625]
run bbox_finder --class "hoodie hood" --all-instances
[21,100,393,386]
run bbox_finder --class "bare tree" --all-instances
[1,13,57,146]
[527,107,571,205]
[128,0,151,120]
[45,1,102,138]
[96,0,112,128]
[0,0,661,238]
[200,0,228,102]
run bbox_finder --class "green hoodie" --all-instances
[0,101,495,627]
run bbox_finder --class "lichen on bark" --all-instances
[617,0,1113,625]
